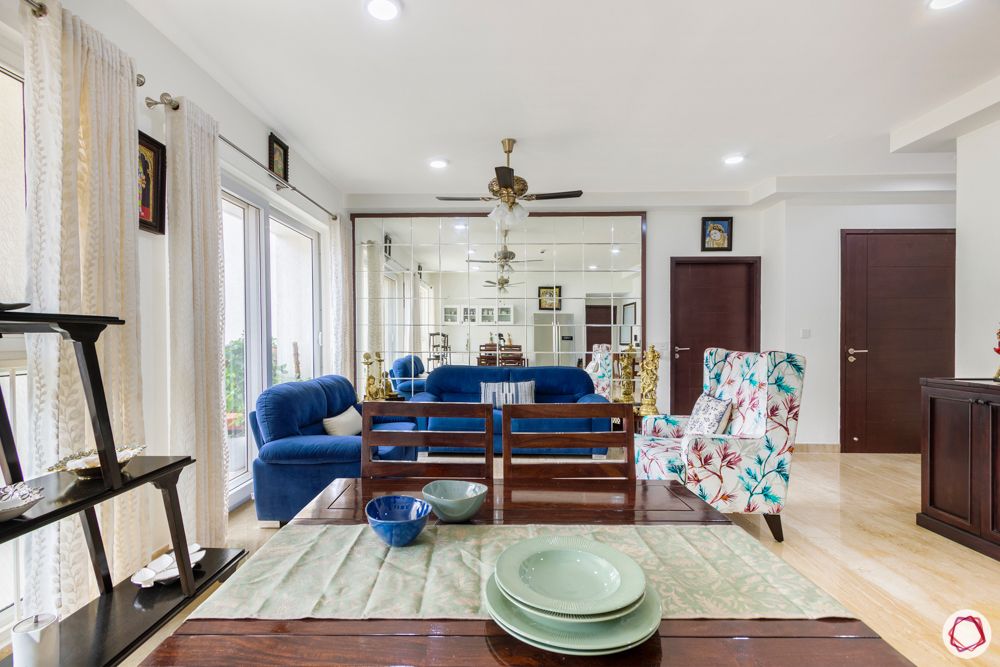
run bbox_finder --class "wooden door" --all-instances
[669,258,760,413]
[585,305,615,363]
[841,230,955,453]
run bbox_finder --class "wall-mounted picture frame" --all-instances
[462,306,477,323]
[701,216,733,252]
[268,132,289,181]
[479,306,496,324]
[384,233,392,258]
[442,305,459,324]
[620,301,637,345]
[497,305,514,324]
[138,131,166,235]
[538,286,562,311]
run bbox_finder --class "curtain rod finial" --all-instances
[136,73,146,87]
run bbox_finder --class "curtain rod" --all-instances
[145,91,339,222]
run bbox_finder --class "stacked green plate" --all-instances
[486,536,660,656]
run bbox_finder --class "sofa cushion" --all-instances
[391,355,425,381]
[258,422,417,465]
[480,380,535,408]
[687,393,732,436]
[424,365,596,403]
[396,379,427,397]
[323,406,363,436]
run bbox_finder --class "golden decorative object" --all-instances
[382,371,398,399]
[619,344,637,404]
[362,352,381,401]
[639,345,661,417]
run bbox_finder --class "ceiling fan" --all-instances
[467,227,542,271]
[483,274,524,294]
[436,138,583,207]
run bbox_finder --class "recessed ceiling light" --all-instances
[588,265,599,270]
[428,158,449,169]
[723,154,745,165]
[467,249,475,255]
[470,265,480,271]
[453,223,466,230]
[366,0,401,21]
[610,247,621,255]
[928,0,964,8]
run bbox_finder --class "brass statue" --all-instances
[639,345,661,417]
[382,371,398,399]
[362,352,381,400]
[619,343,636,404]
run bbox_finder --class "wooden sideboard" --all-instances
[917,378,1000,561]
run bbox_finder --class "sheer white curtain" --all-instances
[363,240,384,356]
[165,98,228,546]
[329,219,354,378]
[21,0,149,616]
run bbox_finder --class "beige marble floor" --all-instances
[125,452,1000,666]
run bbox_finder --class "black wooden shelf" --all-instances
[0,548,245,667]
[0,456,192,545]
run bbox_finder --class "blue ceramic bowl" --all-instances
[365,495,432,547]
[422,480,488,523]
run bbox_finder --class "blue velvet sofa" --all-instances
[249,375,417,522]
[411,366,611,456]
[388,355,426,399]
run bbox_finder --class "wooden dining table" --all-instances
[144,478,911,666]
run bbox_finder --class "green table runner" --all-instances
[193,524,851,620]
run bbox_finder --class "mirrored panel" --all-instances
[353,213,644,399]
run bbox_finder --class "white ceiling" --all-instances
[125,0,1000,197]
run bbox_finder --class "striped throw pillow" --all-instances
[480,381,535,409]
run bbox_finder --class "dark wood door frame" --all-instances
[839,229,957,453]
[669,257,761,412]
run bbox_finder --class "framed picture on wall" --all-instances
[497,305,514,324]
[701,217,733,251]
[442,305,459,324]
[479,306,496,324]
[138,131,166,235]
[268,132,289,181]
[462,306,477,323]
[538,286,562,311]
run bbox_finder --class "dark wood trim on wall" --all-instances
[349,211,648,370]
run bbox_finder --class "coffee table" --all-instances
[143,479,911,666]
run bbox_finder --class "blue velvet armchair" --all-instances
[411,365,611,456]
[388,355,427,399]
[249,375,417,522]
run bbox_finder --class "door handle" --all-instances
[847,348,868,364]
[673,346,690,359]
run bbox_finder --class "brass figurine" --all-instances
[362,352,381,400]
[619,343,637,404]
[639,345,661,417]
[382,371,398,399]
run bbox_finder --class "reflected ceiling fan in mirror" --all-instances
[467,227,542,272]
[436,138,583,223]
[483,274,524,294]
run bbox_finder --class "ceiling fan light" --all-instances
[366,0,401,20]
[511,203,529,224]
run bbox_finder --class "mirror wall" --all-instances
[353,213,644,396]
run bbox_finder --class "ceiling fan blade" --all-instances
[521,190,583,201]
[436,196,496,202]
[467,259,498,264]
[483,281,498,286]
[495,166,515,190]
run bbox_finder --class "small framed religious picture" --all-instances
[138,131,166,234]
[701,217,733,251]
[538,286,562,311]
[268,132,289,181]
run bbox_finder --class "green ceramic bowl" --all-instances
[422,480,488,523]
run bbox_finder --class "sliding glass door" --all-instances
[221,184,322,500]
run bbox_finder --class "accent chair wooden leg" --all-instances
[763,514,784,542]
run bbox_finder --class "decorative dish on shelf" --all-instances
[0,482,44,522]
[47,444,146,478]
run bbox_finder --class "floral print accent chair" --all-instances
[635,348,806,541]
[585,344,614,400]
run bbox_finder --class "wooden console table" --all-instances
[0,311,244,666]
[917,377,1000,562]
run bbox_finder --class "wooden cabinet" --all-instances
[918,378,1000,561]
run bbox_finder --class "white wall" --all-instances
[644,208,763,408]
[777,202,956,444]
[955,120,1000,377]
